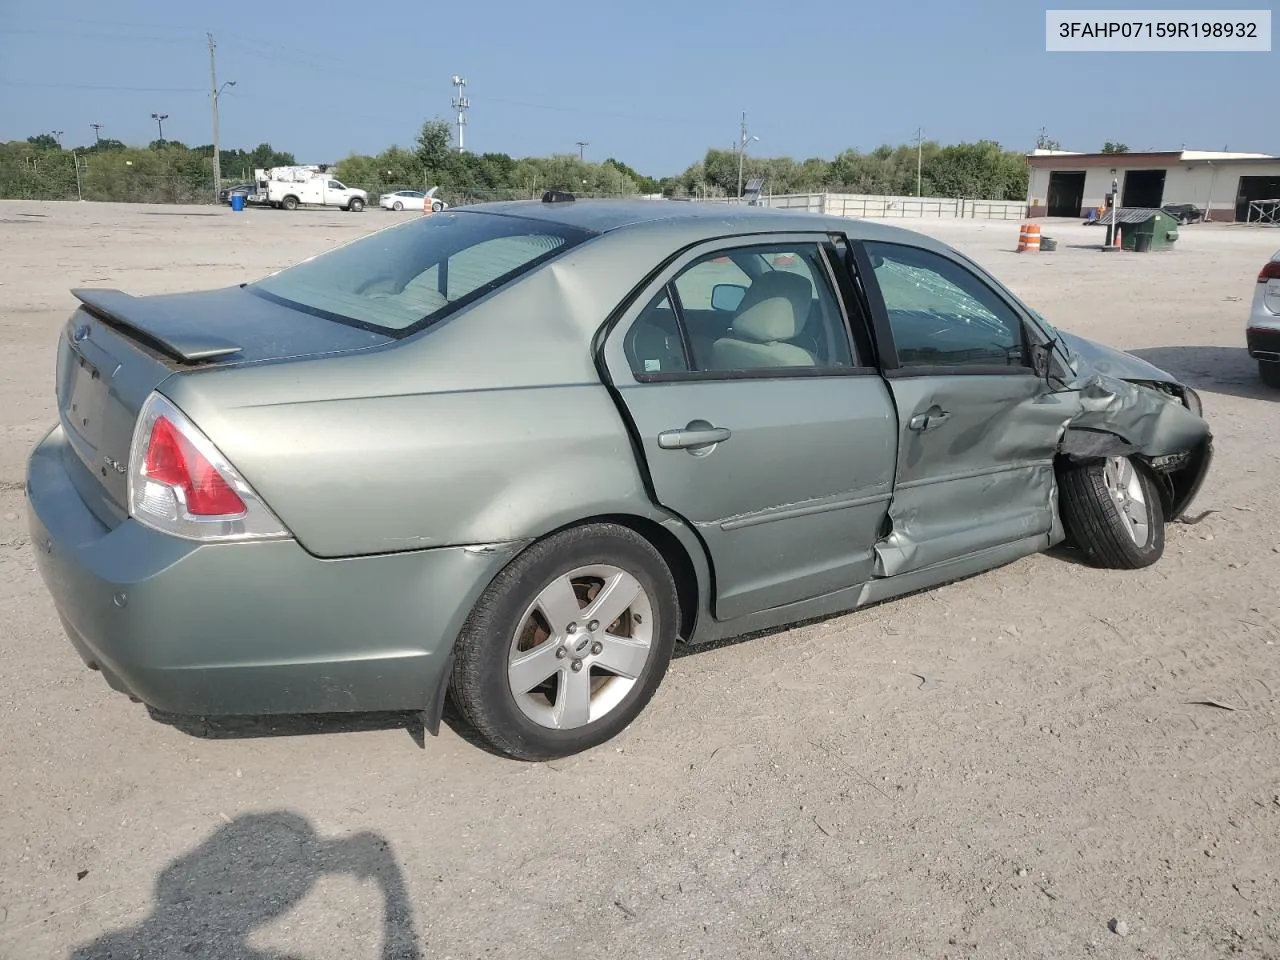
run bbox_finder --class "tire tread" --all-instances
[1059,458,1164,569]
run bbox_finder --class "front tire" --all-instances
[450,523,679,761]
[348,197,365,212]
[1259,360,1280,388]
[1059,455,1165,569]
[431,200,444,213]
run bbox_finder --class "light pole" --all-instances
[150,113,168,142]
[914,127,924,197]
[52,130,64,148]
[576,141,588,161]
[90,123,102,147]
[211,79,235,199]
[736,112,759,199]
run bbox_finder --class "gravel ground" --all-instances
[2,201,1279,960]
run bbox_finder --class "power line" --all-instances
[6,15,197,34]
[0,80,205,92]
[0,27,193,44]
[472,94,708,126]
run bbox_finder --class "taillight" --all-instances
[128,392,289,542]
[1260,260,1280,282]
[143,417,247,516]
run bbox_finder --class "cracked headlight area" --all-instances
[1181,386,1203,418]
[1134,380,1202,418]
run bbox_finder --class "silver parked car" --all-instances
[27,199,1212,760]
[1247,248,1280,386]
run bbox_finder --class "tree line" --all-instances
[3,118,1034,205]
[0,136,297,203]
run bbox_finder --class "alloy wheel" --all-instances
[507,565,654,730]
[1103,456,1150,546]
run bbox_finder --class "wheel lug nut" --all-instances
[567,622,578,634]
[570,659,584,672]
[588,620,600,631]
[591,641,603,655]
[555,647,567,659]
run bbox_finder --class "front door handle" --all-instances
[658,424,732,450]
[908,409,951,432]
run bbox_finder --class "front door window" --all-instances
[865,242,1027,370]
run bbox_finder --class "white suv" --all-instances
[1247,250,1280,387]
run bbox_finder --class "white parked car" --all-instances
[378,187,448,213]
[1247,249,1280,387]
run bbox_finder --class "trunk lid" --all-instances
[56,286,392,527]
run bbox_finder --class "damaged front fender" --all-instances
[1059,373,1212,519]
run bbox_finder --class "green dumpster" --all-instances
[1122,210,1179,252]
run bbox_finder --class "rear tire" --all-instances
[281,195,299,211]
[1259,360,1280,388]
[392,201,403,211]
[1059,455,1164,569]
[450,523,679,761]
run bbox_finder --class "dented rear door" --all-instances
[853,240,1079,577]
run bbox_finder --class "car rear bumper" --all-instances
[1247,323,1280,361]
[27,424,523,717]
[1249,287,1280,360]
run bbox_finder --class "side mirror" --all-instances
[711,283,747,312]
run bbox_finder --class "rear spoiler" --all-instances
[71,288,242,363]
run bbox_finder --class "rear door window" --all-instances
[250,212,593,334]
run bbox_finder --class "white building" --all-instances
[1026,149,1280,221]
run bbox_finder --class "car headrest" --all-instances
[732,271,813,343]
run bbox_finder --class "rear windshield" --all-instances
[249,211,593,335]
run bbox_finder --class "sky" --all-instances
[0,0,1275,176]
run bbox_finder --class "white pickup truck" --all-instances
[255,166,368,212]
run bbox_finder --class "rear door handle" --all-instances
[658,425,732,450]
[908,409,950,432]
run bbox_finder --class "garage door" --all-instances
[1236,176,1280,222]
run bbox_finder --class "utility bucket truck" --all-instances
[255,165,368,212]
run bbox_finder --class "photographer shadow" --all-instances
[69,811,421,960]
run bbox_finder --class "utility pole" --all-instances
[576,141,588,161]
[90,123,102,147]
[52,130,64,148]
[209,32,222,201]
[451,76,470,153]
[150,113,168,142]
[914,127,924,197]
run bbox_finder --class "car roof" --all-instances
[460,198,950,250]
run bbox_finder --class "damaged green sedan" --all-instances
[26,199,1211,760]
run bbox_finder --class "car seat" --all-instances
[711,271,816,369]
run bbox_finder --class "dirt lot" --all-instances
[2,201,1279,960]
